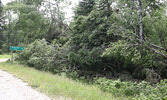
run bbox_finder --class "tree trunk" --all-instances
[131,0,134,11]
[106,0,111,16]
[138,0,143,41]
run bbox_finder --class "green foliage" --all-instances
[52,36,68,46]
[0,54,10,59]
[101,40,138,71]
[22,0,44,6]
[68,47,103,71]
[133,80,167,100]
[0,0,4,50]
[69,4,116,72]
[143,9,167,48]
[16,39,67,73]
[0,49,2,54]
[95,78,167,99]
[3,2,49,45]
[69,0,167,81]
[1,0,167,99]
[0,62,125,100]
[74,0,95,17]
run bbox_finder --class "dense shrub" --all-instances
[101,40,139,73]
[1,44,10,53]
[95,77,167,100]
[16,39,67,73]
[69,4,165,80]
[0,49,2,54]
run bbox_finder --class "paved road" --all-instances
[0,59,51,100]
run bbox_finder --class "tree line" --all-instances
[0,0,167,83]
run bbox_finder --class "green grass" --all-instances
[0,54,11,59]
[0,62,126,100]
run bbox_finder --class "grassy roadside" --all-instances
[0,54,11,59]
[0,62,126,100]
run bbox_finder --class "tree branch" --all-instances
[146,46,167,58]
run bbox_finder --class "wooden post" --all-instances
[11,51,13,64]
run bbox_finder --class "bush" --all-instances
[95,77,167,99]
[133,80,167,100]
[68,47,103,71]
[1,44,10,53]
[16,39,67,73]
[95,78,140,96]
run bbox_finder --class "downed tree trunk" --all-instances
[146,46,167,59]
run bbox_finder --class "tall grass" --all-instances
[0,62,126,100]
[0,54,11,59]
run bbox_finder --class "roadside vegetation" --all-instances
[0,62,125,100]
[0,54,10,59]
[0,61,166,100]
[0,0,167,100]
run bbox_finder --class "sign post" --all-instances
[10,46,24,64]
[11,51,13,64]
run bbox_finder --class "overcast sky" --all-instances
[1,0,79,22]
[1,0,12,5]
[1,0,79,5]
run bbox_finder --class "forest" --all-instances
[0,0,167,99]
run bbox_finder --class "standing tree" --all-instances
[69,0,167,80]
[0,0,4,53]
[4,2,48,44]
[74,0,95,18]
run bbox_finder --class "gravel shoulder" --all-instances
[0,59,51,100]
[0,59,9,63]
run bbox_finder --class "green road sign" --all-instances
[10,46,24,51]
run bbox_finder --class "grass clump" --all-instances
[0,54,11,59]
[0,62,125,100]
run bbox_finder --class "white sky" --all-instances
[1,0,79,22]
[1,0,13,5]
[64,0,79,22]
[1,0,79,6]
